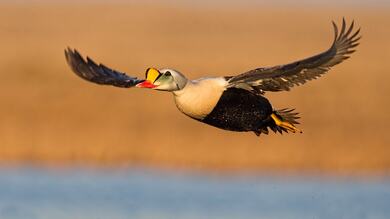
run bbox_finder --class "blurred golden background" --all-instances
[1,3,389,174]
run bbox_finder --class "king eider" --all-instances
[65,19,360,136]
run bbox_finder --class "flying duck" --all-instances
[65,19,360,136]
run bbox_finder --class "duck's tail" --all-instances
[255,108,302,136]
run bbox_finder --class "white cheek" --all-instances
[155,83,176,91]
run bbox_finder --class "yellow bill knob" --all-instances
[145,68,161,83]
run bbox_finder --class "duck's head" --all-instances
[136,68,187,91]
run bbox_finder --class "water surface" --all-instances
[0,167,389,219]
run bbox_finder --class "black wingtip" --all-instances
[331,18,361,49]
[332,21,339,42]
[64,47,76,59]
[64,47,142,88]
[64,47,72,60]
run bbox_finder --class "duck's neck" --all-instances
[173,80,194,97]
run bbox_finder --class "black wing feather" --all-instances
[64,48,143,88]
[227,19,361,93]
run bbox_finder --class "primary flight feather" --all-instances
[65,19,360,136]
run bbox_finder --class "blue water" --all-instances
[0,167,389,219]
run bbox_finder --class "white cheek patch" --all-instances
[155,83,174,91]
[154,77,176,91]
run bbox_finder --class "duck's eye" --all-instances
[165,71,171,76]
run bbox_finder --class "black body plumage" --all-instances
[201,88,273,132]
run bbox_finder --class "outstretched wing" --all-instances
[227,19,361,94]
[65,48,143,88]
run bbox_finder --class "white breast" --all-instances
[173,77,228,119]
